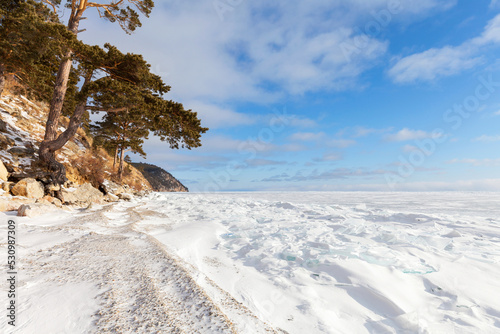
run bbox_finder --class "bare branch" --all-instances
[87,0,125,10]
[86,106,131,113]
[41,0,57,13]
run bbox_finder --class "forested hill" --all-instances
[131,163,188,192]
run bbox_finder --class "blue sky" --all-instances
[78,0,500,191]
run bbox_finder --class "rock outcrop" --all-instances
[131,162,188,192]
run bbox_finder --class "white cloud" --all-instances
[289,132,325,141]
[388,47,481,83]
[264,167,389,182]
[245,159,288,167]
[328,139,357,148]
[472,14,500,45]
[144,134,247,154]
[402,144,419,152]
[314,153,343,162]
[448,158,500,166]
[352,126,387,137]
[184,101,254,129]
[385,128,439,142]
[288,116,318,128]
[280,143,308,152]
[389,13,500,83]
[472,134,500,142]
[77,0,458,102]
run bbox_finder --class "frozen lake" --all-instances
[139,191,500,333]
[3,191,499,333]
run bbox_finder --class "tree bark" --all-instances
[39,5,86,183]
[39,99,88,183]
[113,145,118,170]
[0,63,5,96]
[43,15,81,141]
[118,145,125,180]
[43,49,74,141]
[39,69,92,184]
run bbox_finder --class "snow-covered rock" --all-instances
[38,195,63,208]
[0,197,36,211]
[103,193,119,202]
[11,178,44,199]
[101,180,125,196]
[117,192,133,201]
[17,203,58,217]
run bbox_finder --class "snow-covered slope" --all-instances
[0,94,90,176]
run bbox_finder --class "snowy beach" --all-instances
[2,192,500,333]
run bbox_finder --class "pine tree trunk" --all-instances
[43,49,74,141]
[113,146,119,170]
[0,63,5,96]
[39,8,85,182]
[39,99,88,183]
[44,11,81,141]
[118,146,125,180]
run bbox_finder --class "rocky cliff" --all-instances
[0,92,152,190]
[0,90,189,215]
[131,162,188,192]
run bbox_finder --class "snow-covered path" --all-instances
[1,203,280,334]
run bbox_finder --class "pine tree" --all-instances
[39,40,207,183]
[92,108,149,179]
[38,0,155,182]
[0,0,68,99]
[90,68,208,180]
